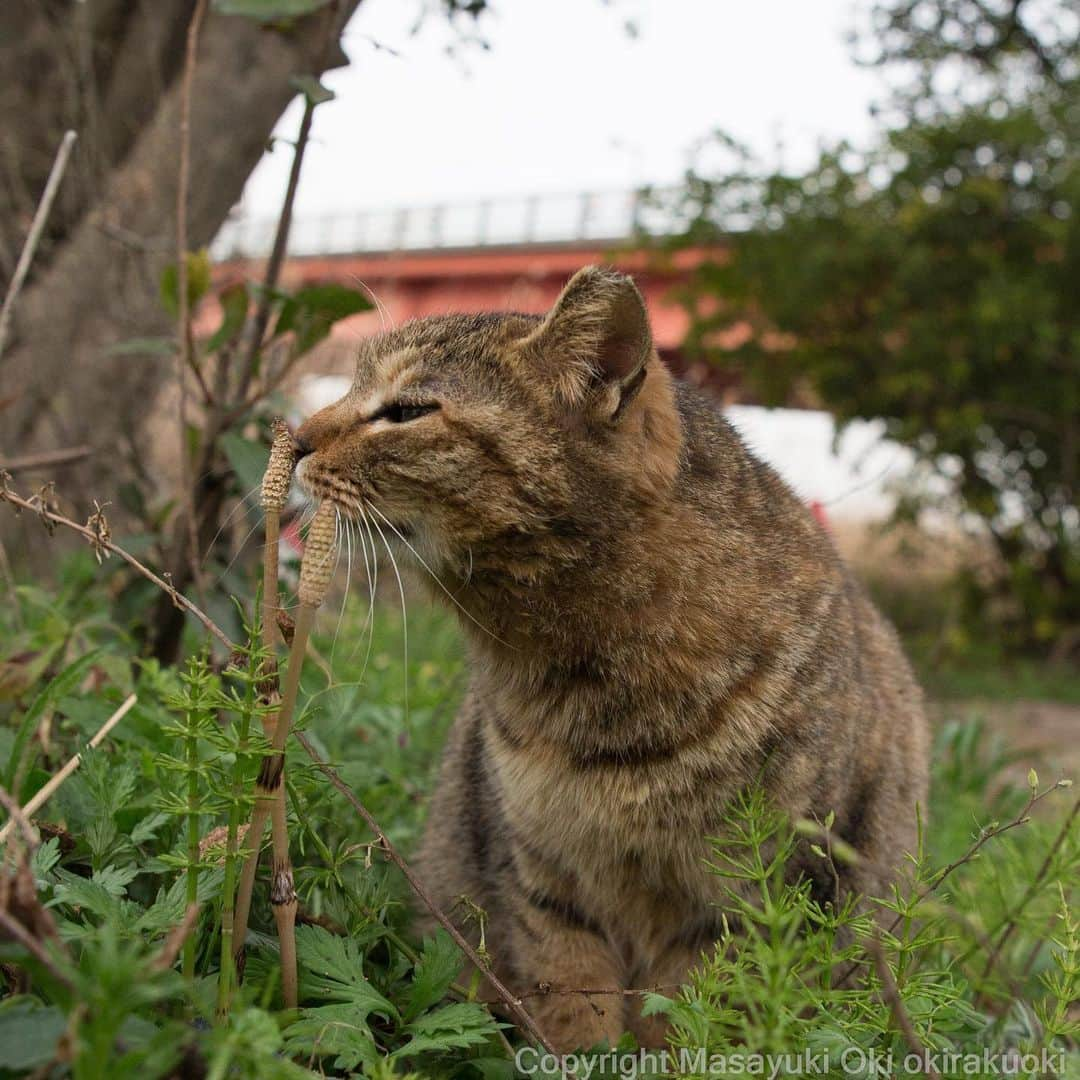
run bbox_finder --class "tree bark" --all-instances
[0,2,360,522]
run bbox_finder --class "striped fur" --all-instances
[295,267,929,1051]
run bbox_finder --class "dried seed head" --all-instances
[261,418,296,514]
[299,500,338,608]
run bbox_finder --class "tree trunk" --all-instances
[0,2,360,525]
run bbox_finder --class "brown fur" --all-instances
[295,267,930,1052]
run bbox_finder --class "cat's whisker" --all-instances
[346,274,394,332]
[331,513,354,665]
[367,510,410,731]
[346,505,380,681]
[213,514,265,584]
[365,502,512,649]
[202,482,262,566]
[346,505,380,682]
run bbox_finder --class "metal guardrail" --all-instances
[211,187,686,259]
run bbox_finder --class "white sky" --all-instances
[239,0,882,219]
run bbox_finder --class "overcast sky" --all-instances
[239,0,881,220]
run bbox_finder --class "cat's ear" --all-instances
[521,266,653,420]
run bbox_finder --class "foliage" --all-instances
[666,0,1080,654]
[651,768,1080,1079]
[1,562,1078,1077]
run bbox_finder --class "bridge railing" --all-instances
[211,186,688,259]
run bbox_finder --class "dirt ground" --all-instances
[931,698,1080,785]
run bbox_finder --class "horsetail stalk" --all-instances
[232,486,337,1010]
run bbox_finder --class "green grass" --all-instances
[0,552,1077,1078]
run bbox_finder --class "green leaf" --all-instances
[212,0,333,20]
[283,1004,380,1073]
[159,249,212,318]
[392,1002,501,1061]
[30,836,62,882]
[295,925,397,1019]
[0,997,66,1072]
[130,811,171,846]
[205,282,251,353]
[273,283,372,355]
[220,431,270,496]
[5,649,103,796]
[91,864,139,897]
[290,74,335,105]
[51,867,127,919]
[403,931,462,1021]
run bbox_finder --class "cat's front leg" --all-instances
[506,890,625,1053]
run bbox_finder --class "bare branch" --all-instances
[0,446,93,475]
[980,795,1080,986]
[867,929,941,1080]
[0,131,78,363]
[0,480,234,652]
[175,0,211,609]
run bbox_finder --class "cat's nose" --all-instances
[294,432,314,459]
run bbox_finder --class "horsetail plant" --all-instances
[232,431,338,1010]
[156,656,221,981]
[213,620,274,1018]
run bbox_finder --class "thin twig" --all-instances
[480,983,682,1004]
[0,908,73,990]
[835,784,1066,989]
[0,482,233,651]
[0,785,38,852]
[153,902,202,972]
[885,784,1062,939]
[234,97,317,410]
[0,131,78,362]
[980,795,1080,986]
[867,929,941,1080]
[0,446,93,475]
[175,0,210,610]
[294,731,559,1056]
[0,694,138,845]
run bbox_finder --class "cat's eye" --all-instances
[373,402,439,424]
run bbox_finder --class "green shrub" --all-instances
[1,562,1077,1078]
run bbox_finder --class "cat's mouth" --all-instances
[295,460,417,544]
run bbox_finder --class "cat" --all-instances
[294,265,929,1052]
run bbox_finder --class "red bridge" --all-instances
[213,190,734,390]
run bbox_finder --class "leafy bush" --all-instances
[1,560,1077,1078]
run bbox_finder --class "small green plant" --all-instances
[647,752,1078,1079]
[1,556,1077,1077]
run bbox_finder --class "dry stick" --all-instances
[293,731,559,1056]
[234,500,336,1009]
[234,99,317,410]
[0,131,78,362]
[0,784,39,867]
[153,902,202,972]
[0,694,137,845]
[0,483,233,651]
[174,0,210,612]
[867,929,941,1080]
[0,479,559,1050]
[0,908,73,990]
[832,783,1068,991]
[979,794,1080,987]
[0,446,93,475]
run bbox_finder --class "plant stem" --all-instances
[217,668,255,1018]
[183,708,200,981]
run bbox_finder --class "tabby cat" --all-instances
[294,266,929,1052]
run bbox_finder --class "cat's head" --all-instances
[294,266,682,578]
